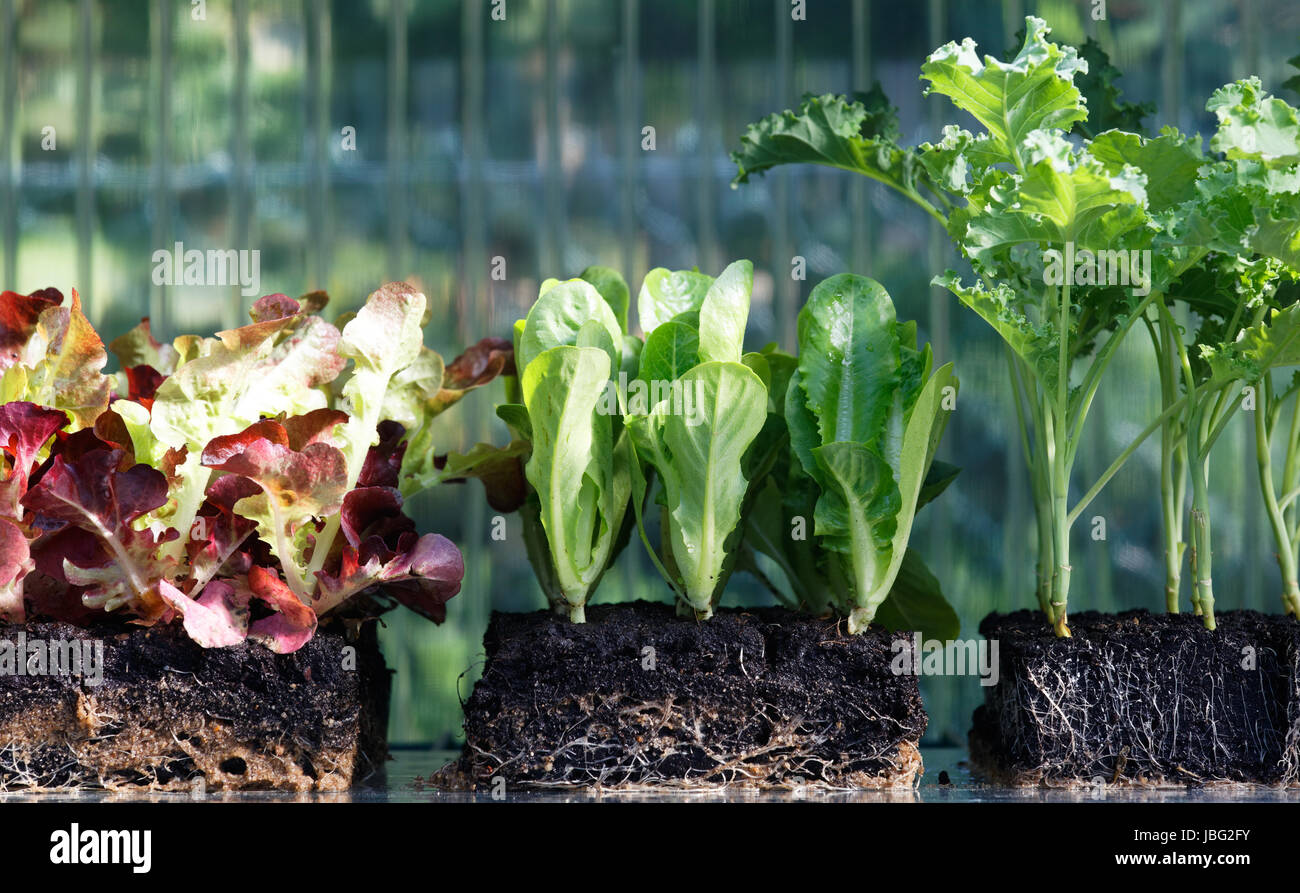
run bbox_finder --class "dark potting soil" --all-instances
[0,619,390,791]
[442,601,927,789]
[971,609,1300,786]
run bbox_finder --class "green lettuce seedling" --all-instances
[499,274,634,622]
[783,274,957,634]
[467,260,961,635]
[625,260,769,620]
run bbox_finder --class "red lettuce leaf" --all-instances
[245,565,317,653]
[21,569,101,625]
[444,336,516,391]
[422,336,515,418]
[249,293,305,323]
[315,531,463,622]
[0,402,69,515]
[19,289,113,430]
[359,420,407,489]
[122,364,166,409]
[201,417,349,597]
[158,579,250,648]
[186,473,260,587]
[341,485,415,545]
[281,407,349,451]
[0,288,63,369]
[22,448,176,619]
[0,516,34,621]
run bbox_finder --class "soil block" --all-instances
[442,601,927,790]
[0,620,390,792]
[971,609,1300,786]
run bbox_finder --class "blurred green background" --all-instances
[2,0,1298,746]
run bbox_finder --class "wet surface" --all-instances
[5,747,1298,802]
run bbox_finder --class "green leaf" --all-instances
[921,16,1088,166]
[739,475,823,611]
[918,459,961,511]
[1166,263,1241,321]
[334,284,427,487]
[697,259,754,364]
[637,268,713,336]
[624,432,677,591]
[932,272,1059,391]
[518,492,562,605]
[795,273,902,449]
[1183,158,1300,268]
[811,440,902,560]
[580,265,631,332]
[1250,204,1300,268]
[620,332,643,381]
[868,363,958,615]
[1208,77,1300,168]
[379,347,445,436]
[1205,301,1300,385]
[112,399,169,469]
[636,321,700,388]
[872,548,961,641]
[627,361,767,615]
[757,343,798,410]
[1089,127,1204,213]
[917,125,979,194]
[1285,53,1300,98]
[518,279,622,376]
[496,403,532,440]
[784,368,821,481]
[973,131,1148,257]
[741,351,770,390]
[520,345,629,618]
[730,87,923,199]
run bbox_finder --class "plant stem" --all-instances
[1163,444,1187,612]
[1065,296,1186,528]
[1189,458,1216,629]
[1179,299,1267,627]
[1006,347,1054,615]
[269,501,311,601]
[1048,408,1073,637]
[845,517,881,634]
[1050,279,1073,637]
[1286,388,1300,615]
[1257,390,1300,616]
[1187,400,1217,630]
[1146,311,1186,612]
[1036,501,1055,616]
